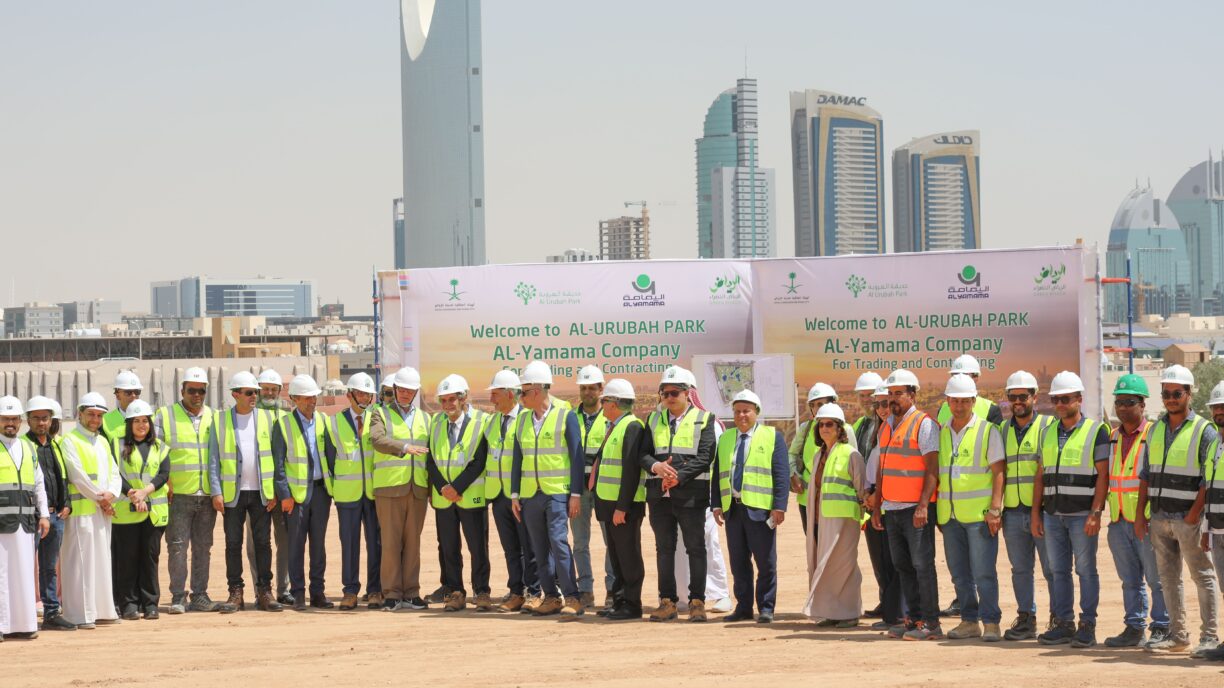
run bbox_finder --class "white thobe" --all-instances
[0,436,49,634]
[673,423,730,605]
[60,427,121,625]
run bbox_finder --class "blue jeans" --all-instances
[38,511,65,615]
[569,489,614,595]
[942,519,1001,624]
[1043,513,1099,624]
[1002,507,1053,615]
[522,493,578,598]
[885,507,940,625]
[1106,520,1168,630]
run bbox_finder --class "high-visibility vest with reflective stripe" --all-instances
[428,409,490,509]
[937,417,995,524]
[1040,418,1103,514]
[1204,438,1224,530]
[796,419,855,508]
[157,403,214,495]
[484,409,517,500]
[373,405,430,490]
[64,429,110,517]
[1146,415,1210,515]
[109,438,170,527]
[101,408,126,441]
[328,409,374,503]
[646,407,713,484]
[818,442,860,520]
[1108,422,1151,522]
[516,406,572,498]
[214,409,278,504]
[278,411,331,504]
[716,425,777,512]
[594,414,645,503]
[937,396,995,427]
[1001,414,1054,508]
[879,410,935,503]
[580,409,608,477]
[0,437,39,533]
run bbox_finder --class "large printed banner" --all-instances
[381,245,1100,417]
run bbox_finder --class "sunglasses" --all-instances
[659,389,685,399]
[119,389,141,397]
[1114,398,1140,408]
[1161,390,1186,400]
[1050,395,1077,405]
[184,387,207,396]
[1006,394,1030,403]
[816,420,840,430]
[236,389,258,397]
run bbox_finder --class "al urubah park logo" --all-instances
[514,280,581,306]
[433,277,475,312]
[1033,263,1068,296]
[624,273,665,308]
[843,273,908,299]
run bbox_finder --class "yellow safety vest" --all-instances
[329,409,375,503]
[428,409,490,509]
[278,411,331,504]
[715,425,777,512]
[594,415,646,503]
[110,438,170,527]
[157,403,214,495]
[372,405,430,490]
[516,405,571,498]
[214,409,278,504]
[937,416,997,524]
[818,442,861,520]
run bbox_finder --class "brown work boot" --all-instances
[579,591,595,608]
[532,596,563,616]
[521,595,543,614]
[499,594,526,613]
[650,599,678,622]
[227,586,245,612]
[688,599,707,623]
[473,593,494,612]
[366,592,384,610]
[443,590,467,612]
[560,596,585,619]
[338,593,359,611]
[255,588,283,612]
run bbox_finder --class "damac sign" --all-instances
[816,94,866,106]
[933,135,974,145]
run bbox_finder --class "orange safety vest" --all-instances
[1108,421,1150,522]
[879,409,936,503]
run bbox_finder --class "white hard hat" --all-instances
[49,399,63,420]
[949,354,981,376]
[521,360,554,386]
[731,389,762,411]
[659,366,697,388]
[123,399,155,420]
[873,384,888,398]
[1048,371,1085,395]
[815,403,845,423]
[288,374,322,397]
[1209,381,1224,407]
[602,378,635,400]
[806,382,837,402]
[1160,364,1194,387]
[229,371,260,390]
[437,374,469,397]
[78,392,108,411]
[257,369,283,386]
[381,374,396,389]
[945,374,978,399]
[25,396,57,416]
[113,370,144,391]
[576,365,605,386]
[1005,370,1039,392]
[345,372,377,395]
[183,367,209,385]
[885,369,920,390]
[487,369,522,391]
[393,367,422,390]
[0,396,23,417]
[854,372,883,392]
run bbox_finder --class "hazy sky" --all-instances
[4,1,1222,315]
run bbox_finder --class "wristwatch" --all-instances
[986,507,1002,517]
[1090,509,1103,518]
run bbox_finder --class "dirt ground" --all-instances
[7,500,1223,686]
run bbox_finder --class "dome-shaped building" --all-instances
[1105,185,1190,321]
[1167,156,1224,315]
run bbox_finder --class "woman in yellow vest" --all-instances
[802,403,867,627]
[108,399,171,620]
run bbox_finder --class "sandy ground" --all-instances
[6,500,1223,686]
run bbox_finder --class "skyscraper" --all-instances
[695,88,737,258]
[1105,185,1190,322]
[892,131,981,253]
[790,90,884,256]
[599,211,650,261]
[399,0,485,269]
[1167,155,1224,315]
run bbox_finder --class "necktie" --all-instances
[449,421,458,448]
[668,418,678,453]
[356,413,363,437]
[733,433,748,493]
[500,415,511,438]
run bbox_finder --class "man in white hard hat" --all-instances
[1135,364,1220,655]
[869,369,943,640]
[997,370,1057,641]
[207,372,283,612]
[937,375,1007,642]
[156,367,230,614]
[60,392,122,628]
[1202,381,1224,661]
[257,369,288,413]
[936,354,1004,427]
[1030,371,1111,648]
[510,360,586,618]
[592,379,649,620]
[103,370,143,440]
[273,374,334,611]
[379,374,396,408]
[25,396,75,631]
[861,382,901,628]
[328,372,383,611]
[0,397,51,640]
[711,389,788,623]
[251,368,292,605]
[483,370,540,612]
[572,364,613,609]
[368,366,432,610]
[789,382,856,535]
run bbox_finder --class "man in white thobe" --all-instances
[1,397,51,640]
[59,392,121,628]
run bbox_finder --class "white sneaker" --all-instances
[1190,639,1220,659]
[710,598,733,613]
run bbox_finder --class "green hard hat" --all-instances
[1113,374,1149,398]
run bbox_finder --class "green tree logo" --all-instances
[845,274,867,298]
[514,282,537,305]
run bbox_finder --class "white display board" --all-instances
[691,353,796,420]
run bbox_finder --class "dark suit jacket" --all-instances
[593,420,647,520]
[638,410,716,507]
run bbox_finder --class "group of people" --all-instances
[2,354,1224,663]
